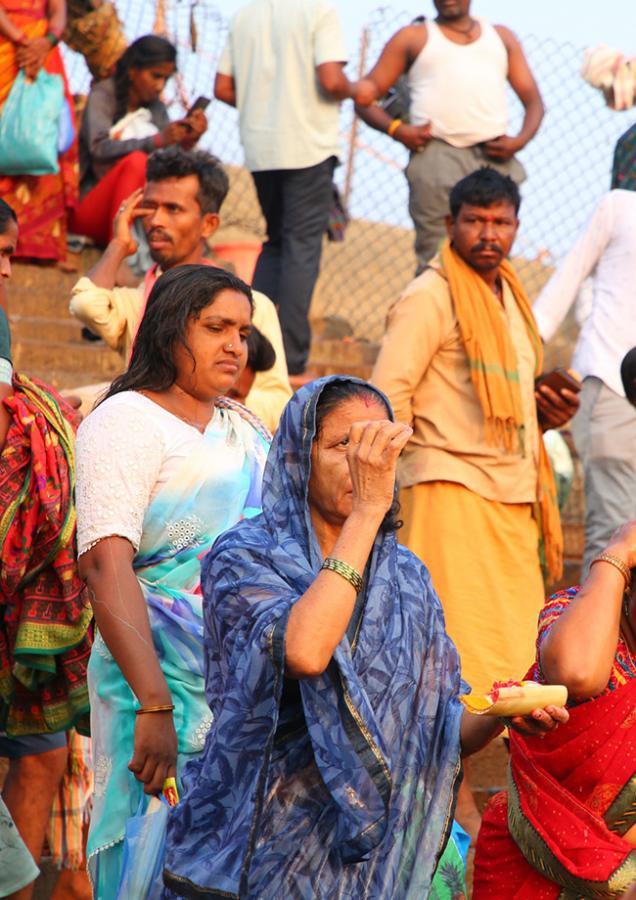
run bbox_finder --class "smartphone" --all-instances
[535,367,582,394]
[186,95,211,116]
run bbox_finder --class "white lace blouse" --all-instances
[75,391,211,557]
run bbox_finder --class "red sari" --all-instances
[0,0,79,262]
[474,591,636,899]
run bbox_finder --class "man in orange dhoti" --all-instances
[372,167,579,835]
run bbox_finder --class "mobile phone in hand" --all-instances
[535,368,582,395]
[186,95,210,116]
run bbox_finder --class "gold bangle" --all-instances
[135,704,175,716]
[387,118,402,138]
[590,553,632,588]
[321,557,363,593]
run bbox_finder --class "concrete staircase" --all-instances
[9,255,123,392]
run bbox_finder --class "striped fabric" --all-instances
[47,730,93,870]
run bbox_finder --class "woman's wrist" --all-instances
[591,553,632,589]
[349,502,390,524]
[136,685,172,707]
[604,541,633,568]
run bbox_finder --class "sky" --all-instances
[63,0,634,267]
[200,0,634,262]
[218,1,634,54]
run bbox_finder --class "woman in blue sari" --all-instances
[164,376,566,899]
[75,265,269,898]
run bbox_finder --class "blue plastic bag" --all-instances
[115,796,168,899]
[57,97,76,155]
[0,69,64,175]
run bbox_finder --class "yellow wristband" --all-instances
[387,118,402,138]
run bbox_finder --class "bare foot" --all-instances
[55,255,79,274]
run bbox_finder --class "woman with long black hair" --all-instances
[71,34,207,247]
[75,264,269,897]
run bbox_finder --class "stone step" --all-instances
[309,337,379,369]
[10,314,85,344]
[14,338,122,379]
[9,253,98,319]
[23,369,112,392]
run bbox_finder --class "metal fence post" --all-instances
[343,27,369,209]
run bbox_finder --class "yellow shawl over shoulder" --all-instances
[440,239,563,583]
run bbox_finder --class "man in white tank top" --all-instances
[357,0,544,272]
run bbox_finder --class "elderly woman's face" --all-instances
[308,396,387,526]
[173,289,251,401]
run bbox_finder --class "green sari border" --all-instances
[507,764,636,898]
[605,772,636,837]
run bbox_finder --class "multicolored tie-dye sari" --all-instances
[164,376,464,899]
[86,399,269,898]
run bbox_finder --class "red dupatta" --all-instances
[474,676,636,899]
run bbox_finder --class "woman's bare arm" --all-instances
[540,522,636,699]
[285,420,411,678]
[80,536,177,793]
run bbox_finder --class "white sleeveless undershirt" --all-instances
[407,19,509,148]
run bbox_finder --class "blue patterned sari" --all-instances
[164,377,464,899]
[85,400,269,898]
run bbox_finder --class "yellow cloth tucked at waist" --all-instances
[400,480,545,695]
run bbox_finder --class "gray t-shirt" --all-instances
[78,77,169,193]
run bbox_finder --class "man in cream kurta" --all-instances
[69,146,291,432]
[373,169,578,696]
[373,168,578,839]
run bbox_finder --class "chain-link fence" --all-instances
[62,3,633,344]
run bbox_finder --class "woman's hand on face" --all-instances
[128,711,178,796]
[347,419,412,518]
[504,704,569,737]
[605,521,636,570]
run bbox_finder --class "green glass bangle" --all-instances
[321,557,363,593]
[45,32,60,47]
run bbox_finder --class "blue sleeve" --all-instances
[0,307,12,363]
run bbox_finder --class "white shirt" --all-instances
[407,19,508,147]
[217,0,347,171]
[75,392,210,556]
[533,190,636,397]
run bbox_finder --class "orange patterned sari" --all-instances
[0,0,78,261]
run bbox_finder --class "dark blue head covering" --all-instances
[165,376,464,899]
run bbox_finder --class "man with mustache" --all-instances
[356,0,543,274]
[372,167,579,839]
[69,146,291,431]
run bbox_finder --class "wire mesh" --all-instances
[61,2,634,344]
